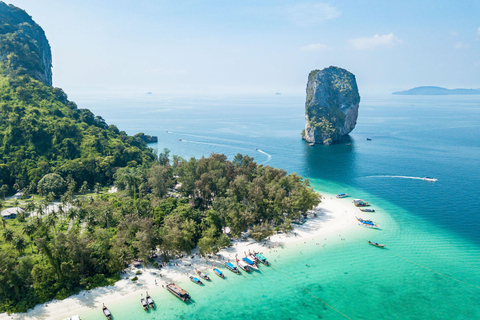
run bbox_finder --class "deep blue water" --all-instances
[77,93,480,246]
[69,93,480,320]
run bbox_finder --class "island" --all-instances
[302,66,360,145]
[393,86,480,95]
[0,2,321,314]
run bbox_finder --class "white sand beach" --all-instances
[0,195,358,320]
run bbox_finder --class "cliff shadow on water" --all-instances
[303,135,358,184]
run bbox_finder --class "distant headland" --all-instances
[393,86,480,95]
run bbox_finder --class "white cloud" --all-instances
[350,33,402,50]
[281,3,341,26]
[454,41,470,49]
[477,27,480,36]
[300,43,329,52]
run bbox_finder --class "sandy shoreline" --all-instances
[0,195,358,320]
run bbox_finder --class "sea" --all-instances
[71,92,480,320]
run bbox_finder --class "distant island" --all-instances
[393,86,480,95]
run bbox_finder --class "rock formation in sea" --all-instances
[302,66,360,145]
[0,2,52,86]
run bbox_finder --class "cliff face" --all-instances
[302,66,360,145]
[0,2,52,86]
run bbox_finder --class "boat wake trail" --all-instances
[256,149,272,163]
[365,175,424,180]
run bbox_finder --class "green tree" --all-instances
[37,173,66,197]
[13,235,26,255]
[22,221,37,253]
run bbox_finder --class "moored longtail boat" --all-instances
[246,251,258,262]
[368,241,386,248]
[336,193,349,198]
[242,257,259,270]
[189,275,203,285]
[356,217,380,229]
[254,252,269,266]
[140,298,149,311]
[102,304,112,319]
[225,262,240,274]
[213,267,225,278]
[166,283,191,302]
[236,255,251,272]
[353,199,370,207]
[195,268,211,281]
[146,292,155,309]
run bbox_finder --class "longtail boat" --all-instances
[225,262,240,274]
[368,241,386,248]
[166,283,191,302]
[195,269,211,281]
[254,252,269,266]
[140,298,148,311]
[242,257,259,270]
[236,255,251,272]
[102,304,112,319]
[189,276,203,285]
[356,217,380,229]
[246,251,258,263]
[146,292,155,309]
[213,267,225,278]
[360,208,375,212]
[353,199,370,207]
[336,193,349,198]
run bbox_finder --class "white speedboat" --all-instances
[422,177,437,182]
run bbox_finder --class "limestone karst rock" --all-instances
[0,2,52,85]
[302,66,360,145]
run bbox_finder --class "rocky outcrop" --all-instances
[302,66,360,145]
[0,2,52,86]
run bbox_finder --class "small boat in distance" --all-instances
[353,199,370,207]
[189,276,203,285]
[368,241,386,248]
[422,177,438,182]
[195,269,211,281]
[336,193,349,198]
[166,283,191,302]
[213,267,225,278]
[102,304,112,319]
[360,208,375,212]
[178,138,182,141]
[140,298,149,311]
[146,292,155,309]
[367,138,372,141]
[225,262,240,274]
[309,142,315,146]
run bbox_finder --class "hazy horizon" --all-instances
[5,0,480,96]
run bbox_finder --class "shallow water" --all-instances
[74,93,480,319]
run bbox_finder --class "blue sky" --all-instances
[6,0,480,95]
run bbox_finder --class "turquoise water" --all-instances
[75,93,480,319]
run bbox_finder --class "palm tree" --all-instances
[23,221,37,253]
[25,201,36,217]
[3,228,14,243]
[46,213,57,236]
[67,207,78,224]
[13,235,26,256]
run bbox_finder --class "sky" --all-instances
[5,0,480,95]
